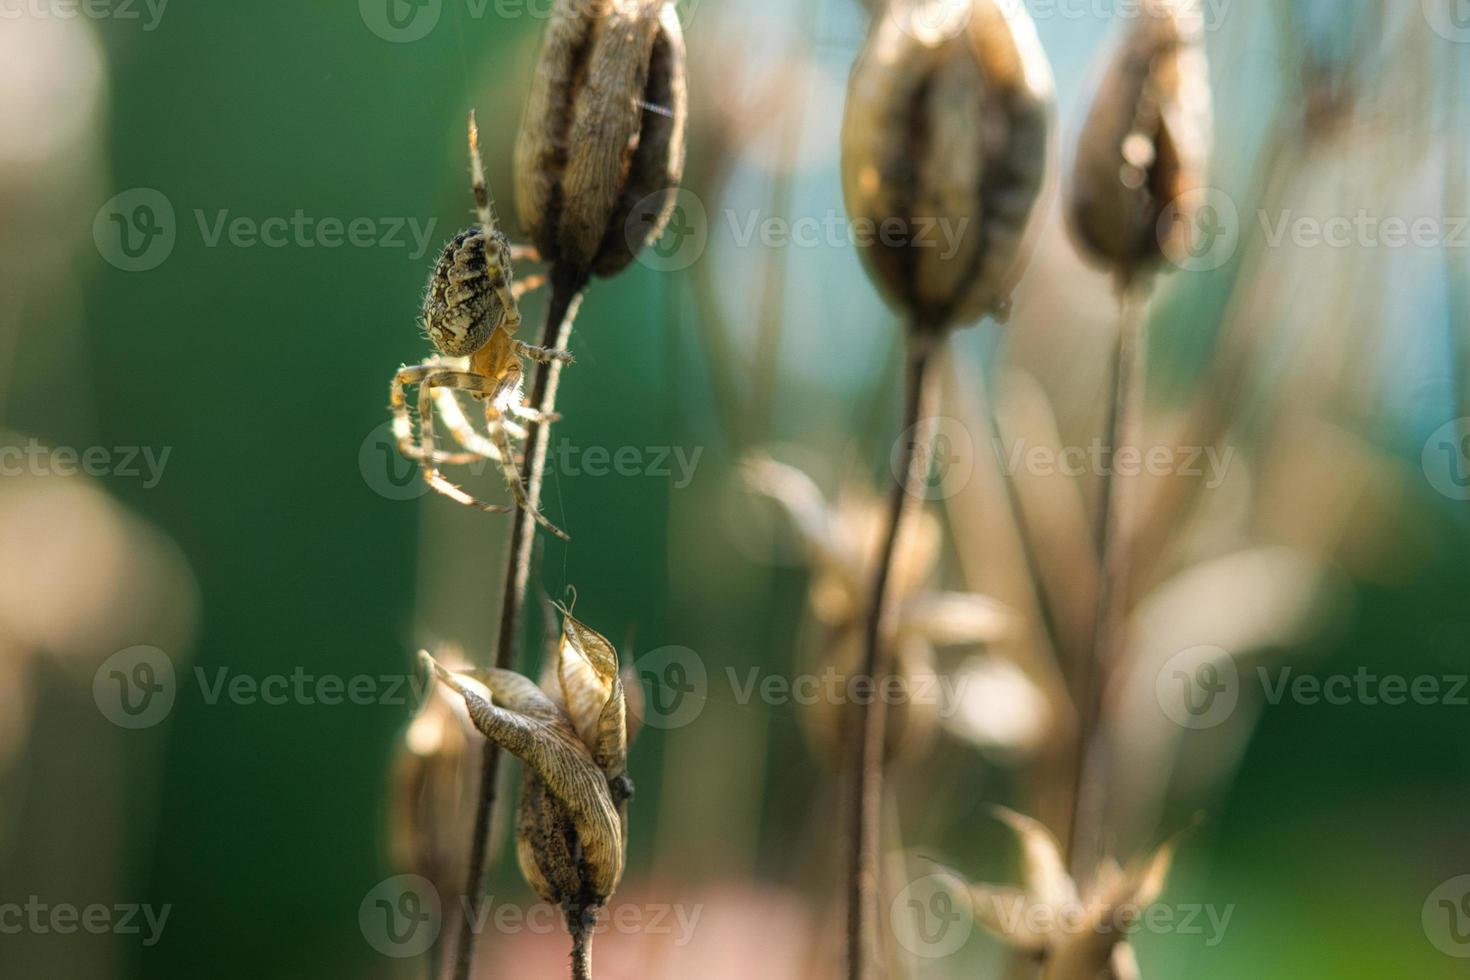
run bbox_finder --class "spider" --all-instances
[389,112,572,540]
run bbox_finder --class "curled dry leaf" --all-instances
[515,0,688,283]
[422,612,629,919]
[1068,0,1212,284]
[841,0,1054,331]
[963,807,1181,980]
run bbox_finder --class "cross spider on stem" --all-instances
[389,112,573,541]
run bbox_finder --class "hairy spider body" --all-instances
[388,113,572,540]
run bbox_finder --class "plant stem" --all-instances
[568,910,594,980]
[451,267,586,980]
[846,331,939,980]
[1063,294,1145,876]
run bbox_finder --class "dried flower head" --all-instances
[962,808,1180,980]
[744,458,1025,761]
[514,0,688,284]
[1068,0,1212,285]
[388,651,481,895]
[421,607,628,940]
[841,0,1054,331]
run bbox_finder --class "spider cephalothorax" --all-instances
[389,112,572,540]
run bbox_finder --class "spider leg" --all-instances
[390,364,479,465]
[508,402,561,424]
[466,112,499,235]
[434,387,503,461]
[510,243,541,263]
[514,340,575,365]
[417,371,517,513]
[512,273,548,301]
[490,409,570,541]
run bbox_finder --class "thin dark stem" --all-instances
[451,267,587,980]
[846,331,939,980]
[1063,294,1145,877]
[569,912,593,980]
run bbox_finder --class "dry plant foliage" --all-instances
[960,809,1179,980]
[743,457,1028,762]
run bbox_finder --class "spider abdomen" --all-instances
[422,228,511,357]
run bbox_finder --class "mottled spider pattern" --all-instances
[390,113,572,540]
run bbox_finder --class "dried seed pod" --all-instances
[1068,0,1212,285]
[514,0,688,284]
[841,0,1054,332]
[421,603,630,939]
[387,658,480,896]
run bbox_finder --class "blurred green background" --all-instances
[1,1,1468,979]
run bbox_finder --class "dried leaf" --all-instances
[993,807,1078,911]
[557,610,627,780]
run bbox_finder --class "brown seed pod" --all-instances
[1068,0,1212,285]
[841,0,1054,333]
[514,0,688,284]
